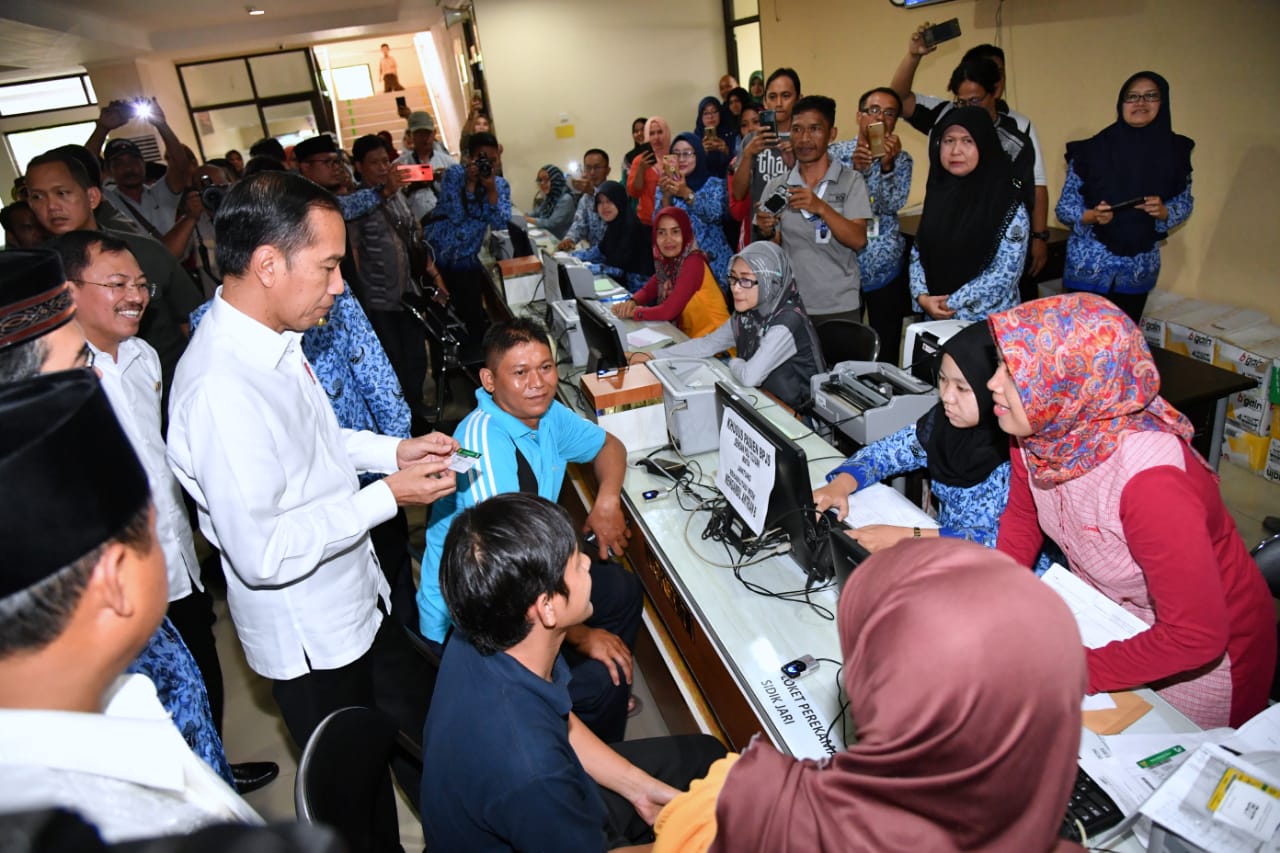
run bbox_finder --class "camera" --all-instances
[474,151,493,179]
[762,186,789,216]
[197,175,226,214]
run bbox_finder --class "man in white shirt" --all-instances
[395,111,457,224]
[166,171,458,832]
[0,370,260,842]
[50,230,279,794]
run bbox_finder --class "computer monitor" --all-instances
[714,382,819,576]
[557,265,576,302]
[575,298,627,373]
[507,216,535,258]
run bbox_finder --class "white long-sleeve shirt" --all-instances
[92,336,201,602]
[166,290,399,679]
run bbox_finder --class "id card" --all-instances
[866,217,881,239]
[815,223,830,245]
[447,448,482,473]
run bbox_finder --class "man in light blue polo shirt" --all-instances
[418,317,642,742]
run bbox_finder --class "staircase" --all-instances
[332,85,432,150]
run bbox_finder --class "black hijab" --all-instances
[1065,71,1194,257]
[916,106,1022,297]
[595,181,653,278]
[917,321,1009,488]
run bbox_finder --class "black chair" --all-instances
[1251,533,1280,702]
[295,706,420,853]
[814,318,880,366]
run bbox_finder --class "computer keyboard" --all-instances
[1060,765,1124,842]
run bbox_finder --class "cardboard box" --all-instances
[1223,419,1271,473]
[1165,322,1216,363]
[1139,292,1191,349]
[579,362,668,452]
[1214,331,1280,436]
[1266,438,1280,484]
[1166,304,1269,365]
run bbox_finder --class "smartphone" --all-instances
[1107,196,1145,211]
[397,164,433,182]
[635,142,654,161]
[703,126,717,143]
[662,154,680,180]
[921,18,963,48]
[762,190,788,215]
[867,121,886,158]
[759,109,777,137]
[395,95,407,110]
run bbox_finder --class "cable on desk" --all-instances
[818,659,849,751]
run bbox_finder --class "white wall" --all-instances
[473,0,727,209]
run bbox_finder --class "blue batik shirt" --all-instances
[425,164,513,270]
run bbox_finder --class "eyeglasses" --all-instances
[952,95,989,108]
[303,156,343,167]
[72,278,157,298]
[1122,91,1162,104]
[860,105,899,119]
[582,163,607,173]
[726,274,759,290]
[672,151,697,161]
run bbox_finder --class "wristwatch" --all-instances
[1031,230,1050,241]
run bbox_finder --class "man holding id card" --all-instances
[757,95,872,325]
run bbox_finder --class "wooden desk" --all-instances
[1151,346,1256,468]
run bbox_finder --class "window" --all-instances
[320,65,375,101]
[723,1,762,84]
[0,74,96,117]
[5,121,99,174]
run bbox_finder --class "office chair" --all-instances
[295,706,421,853]
[1251,533,1280,702]
[814,318,880,366]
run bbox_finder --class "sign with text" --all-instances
[716,407,775,535]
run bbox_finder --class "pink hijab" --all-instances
[710,538,1087,853]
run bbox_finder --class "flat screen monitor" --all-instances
[714,382,818,575]
[557,265,577,302]
[508,216,535,258]
[575,297,627,373]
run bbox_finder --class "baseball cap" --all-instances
[103,139,144,162]
[407,111,436,132]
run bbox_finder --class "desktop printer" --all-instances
[548,300,588,367]
[647,359,737,456]
[810,360,936,445]
[902,319,971,382]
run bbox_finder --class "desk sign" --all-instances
[717,407,776,535]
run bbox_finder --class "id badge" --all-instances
[866,217,881,239]
[815,223,831,245]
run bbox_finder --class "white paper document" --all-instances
[843,484,940,530]
[626,327,671,348]
[1041,563,1149,649]
[716,407,776,536]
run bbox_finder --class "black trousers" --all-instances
[1064,285,1148,326]
[271,608,435,821]
[369,508,420,635]
[366,308,428,416]
[561,560,645,744]
[602,735,728,848]
[862,271,910,366]
[167,588,224,732]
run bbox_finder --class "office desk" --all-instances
[1151,346,1256,469]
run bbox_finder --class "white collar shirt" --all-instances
[0,673,261,842]
[91,335,201,601]
[166,290,399,679]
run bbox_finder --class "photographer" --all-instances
[184,164,232,298]
[88,98,195,259]
[395,111,457,224]
[423,131,511,339]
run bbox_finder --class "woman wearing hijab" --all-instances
[627,116,672,227]
[612,206,728,340]
[910,106,1027,322]
[812,322,1014,554]
[747,71,765,102]
[526,164,574,238]
[656,132,734,287]
[637,241,823,411]
[989,293,1275,729]
[1057,72,1194,324]
[694,96,734,178]
[652,537,1088,853]
[573,180,652,293]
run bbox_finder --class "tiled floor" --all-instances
[213,396,1278,847]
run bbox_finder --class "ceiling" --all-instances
[0,0,451,82]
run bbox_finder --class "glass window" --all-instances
[6,121,99,174]
[248,52,313,99]
[0,76,94,117]
[182,60,255,108]
[262,100,318,148]
[734,22,762,83]
[732,0,758,20]
[191,104,263,164]
[321,66,375,101]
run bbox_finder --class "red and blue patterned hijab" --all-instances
[988,293,1193,485]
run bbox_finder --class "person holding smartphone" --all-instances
[694,97,734,179]
[626,116,671,228]
[730,68,802,242]
[1056,71,1194,324]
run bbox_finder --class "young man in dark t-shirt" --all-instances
[421,493,725,851]
[730,67,803,242]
